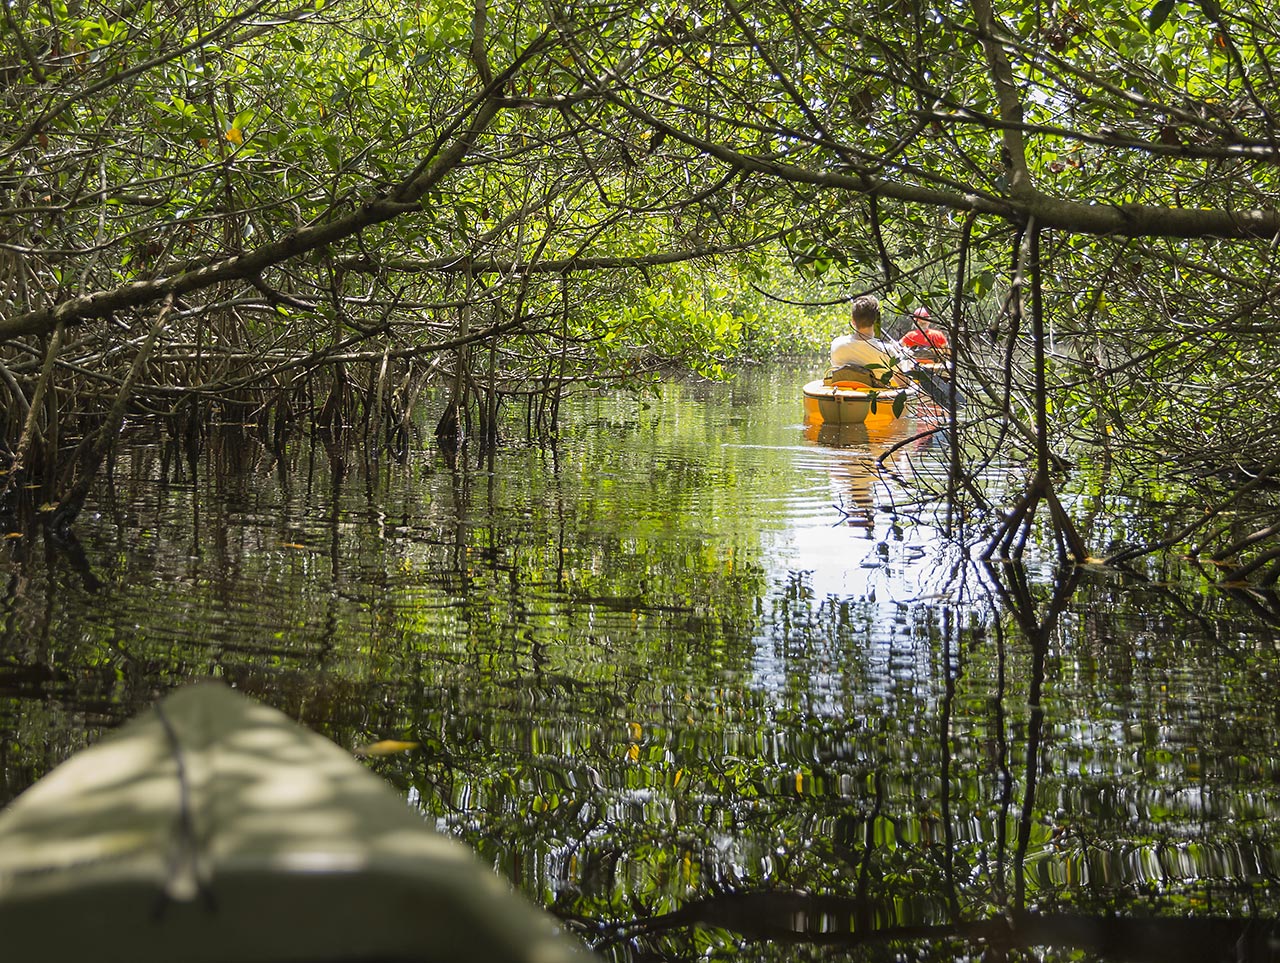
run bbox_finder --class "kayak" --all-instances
[907,360,965,407]
[802,378,916,427]
[0,683,592,963]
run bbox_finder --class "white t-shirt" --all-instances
[829,332,908,372]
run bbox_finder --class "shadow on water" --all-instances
[600,893,1278,962]
[2,366,1279,962]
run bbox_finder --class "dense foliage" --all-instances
[3,0,1280,577]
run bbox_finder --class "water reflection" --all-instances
[1,366,1279,962]
[802,418,912,531]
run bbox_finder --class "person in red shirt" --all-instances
[899,307,949,360]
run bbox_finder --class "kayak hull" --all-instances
[802,378,915,426]
[0,683,590,963]
[908,360,964,407]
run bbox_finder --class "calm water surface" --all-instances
[1,365,1278,961]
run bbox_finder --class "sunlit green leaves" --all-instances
[785,234,848,279]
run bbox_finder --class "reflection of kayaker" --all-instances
[802,419,907,531]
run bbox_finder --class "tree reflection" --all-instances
[988,560,1079,912]
[578,561,1278,962]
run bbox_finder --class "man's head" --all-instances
[851,295,881,332]
[912,306,932,330]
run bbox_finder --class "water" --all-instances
[1,364,1277,961]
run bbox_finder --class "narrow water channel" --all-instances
[1,364,1277,961]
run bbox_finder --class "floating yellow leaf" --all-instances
[4,532,21,540]
[281,542,308,549]
[225,126,243,144]
[353,739,419,757]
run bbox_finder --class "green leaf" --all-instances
[1148,0,1177,32]
[969,270,995,297]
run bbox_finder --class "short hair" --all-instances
[851,295,880,326]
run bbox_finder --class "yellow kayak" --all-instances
[802,378,917,426]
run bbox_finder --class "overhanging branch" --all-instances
[0,31,553,344]
[598,94,1280,242]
